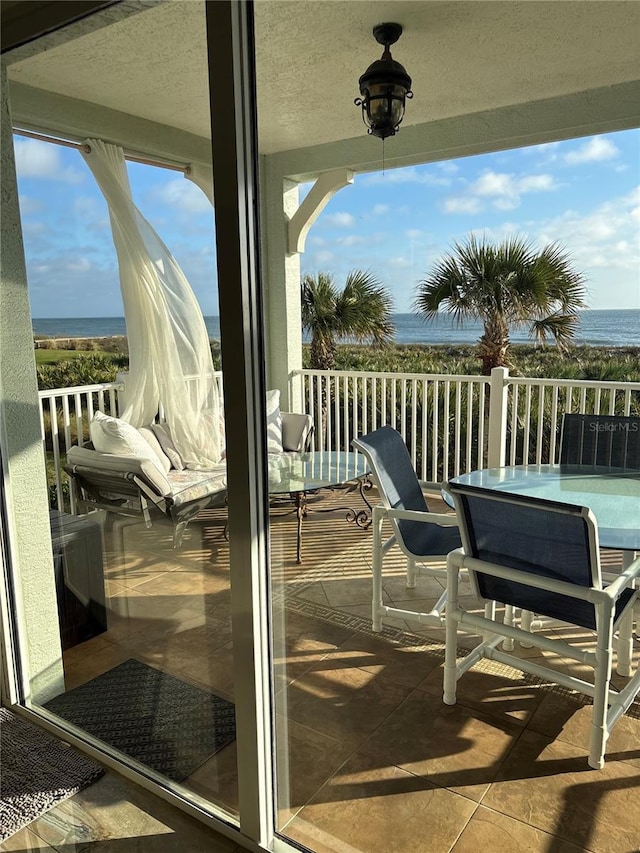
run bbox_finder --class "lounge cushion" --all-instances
[66,445,172,497]
[266,389,283,453]
[89,412,167,477]
[166,465,227,506]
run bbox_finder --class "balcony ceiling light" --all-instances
[355,22,413,140]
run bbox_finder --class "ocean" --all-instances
[32,309,640,347]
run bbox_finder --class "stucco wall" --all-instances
[0,64,64,704]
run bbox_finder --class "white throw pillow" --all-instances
[138,426,172,474]
[150,423,185,470]
[89,412,167,476]
[266,389,283,454]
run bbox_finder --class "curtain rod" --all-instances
[13,128,192,174]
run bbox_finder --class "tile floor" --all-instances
[4,491,639,853]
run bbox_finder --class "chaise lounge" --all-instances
[65,399,313,548]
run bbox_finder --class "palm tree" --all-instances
[414,235,587,374]
[301,270,394,370]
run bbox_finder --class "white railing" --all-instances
[40,369,640,511]
[290,367,640,479]
[504,374,640,466]
[39,381,124,512]
[291,368,493,481]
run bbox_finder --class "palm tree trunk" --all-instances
[478,317,510,375]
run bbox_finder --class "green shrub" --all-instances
[37,353,128,390]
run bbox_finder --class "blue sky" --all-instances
[15,128,639,317]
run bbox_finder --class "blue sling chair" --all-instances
[445,483,640,769]
[520,412,640,670]
[352,426,462,632]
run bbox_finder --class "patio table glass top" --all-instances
[448,464,640,552]
[267,450,369,495]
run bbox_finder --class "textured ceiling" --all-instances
[7,0,640,155]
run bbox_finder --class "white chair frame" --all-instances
[444,494,640,769]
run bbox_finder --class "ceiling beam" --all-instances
[8,81,212,166]
[268,81,640,183]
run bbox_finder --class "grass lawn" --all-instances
[35,349,111,365]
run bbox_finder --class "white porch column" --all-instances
[0,65,64,704]
[488,367,509,468]
[262,165,355,412]
[261,170,303,409]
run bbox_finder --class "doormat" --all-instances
[44,659,236,782]
[0,707,104,842]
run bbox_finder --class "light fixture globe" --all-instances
[355,22,413,140]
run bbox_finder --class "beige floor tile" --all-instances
[179,641,235,697]
[417,661,546,727]
[184,742,239,816]
[320,576,391,608]
[283,663,413,748]
[481,729,640,852]
[19,772,239,853]
[325,631,443,690]
[283,749,477,853]
[62,643,133,691]
[359,689,522,802]
[450,805,589,852]
[0,829,57,851]
[337,603,409,631]
[527,693,640,768]
[382,573,447,602]
[274,718,357,825]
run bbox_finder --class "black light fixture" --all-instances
[355,22,413,139]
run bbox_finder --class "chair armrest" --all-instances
[603,555,640,599]
[418,480,447,496]
[382,506,459,527]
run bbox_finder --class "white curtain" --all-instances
[82,139,222,468]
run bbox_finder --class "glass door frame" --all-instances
[0,2,290,850]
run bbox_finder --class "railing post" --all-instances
[488,367,509,468]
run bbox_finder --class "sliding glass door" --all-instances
[0,0,269,840]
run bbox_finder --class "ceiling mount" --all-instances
[372,22,403,47]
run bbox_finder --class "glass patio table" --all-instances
[268,450,371,564]
[446,464,640,675]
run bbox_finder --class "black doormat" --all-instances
[0,707,104,842]
[44,659,236,782]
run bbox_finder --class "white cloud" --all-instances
[444,196,482,214]
[18,195,43,215]
[406,229,423,239]
[365,166,453,187]
[336,235,366,247]
[372,203,389,215]
[323,212,356,228]
[14,139,84,183]
[151,179,212,214]
[314,250,335,263]
[444,170,557,214]
[388,256,411,268]
[531,187,640,307]
[564,136,620,165]
[66,257,91,272]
